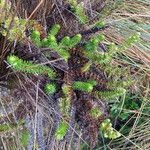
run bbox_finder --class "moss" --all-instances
[68,0,88,24]
[55,121,68,140]
[90,107,103,119]
[44,83,56,94]
[96,88,126,100]
[7,55,56,79]
[69,34,82,48]
[49,24,61,36]
[20,130,30,147]
[72,81,94,92]
[30,30,41,47]
[100,119,121,139]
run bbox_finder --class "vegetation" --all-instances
[0,0,149,149]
